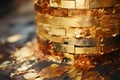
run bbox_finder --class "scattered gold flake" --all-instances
[7,34,22,43]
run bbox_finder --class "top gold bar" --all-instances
[38,0,120,9]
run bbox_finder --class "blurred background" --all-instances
[0,0,36,63]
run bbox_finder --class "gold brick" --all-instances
[37,23,64,43]
[62,44,75,53]
[53,43,75,53]
[66,28,75,38]
[61,0,75,9]
[75,47,100,54]
[49,35,63,43]
[37,13,98,27]
[76,0,89,9]
[37,22,63,29]
[37,29,63,43]
[48,28,66,36]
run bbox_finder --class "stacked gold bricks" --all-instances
[35,0,120,58]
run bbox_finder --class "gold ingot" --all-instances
[53,43,75,53]
[36,13,98,28]
[75,47,100,54]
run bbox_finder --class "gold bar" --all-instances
[75,47,100,54]
[61,0,76,9]
[53,43,75,53]
[64,38,98,47]
[36,13,98,28]
[36,24,63,43]
[49,28,66,36]
[62,44,75,53]
[66,28,75,38]
[51,42,120,54]
[75,0,89,9]
[37,31,63,43]
[49,35,63,43]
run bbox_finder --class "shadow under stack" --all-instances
[35,0,120,69]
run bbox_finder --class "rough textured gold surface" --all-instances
[35,3,120,17]
[35,0,120,55]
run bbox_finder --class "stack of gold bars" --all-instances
[35,0,120,64]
